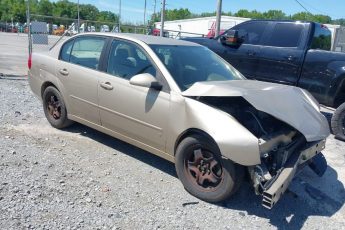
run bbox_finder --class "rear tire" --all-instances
[175,135,244,203]
[42,86,73,129]
[331,102,345,141]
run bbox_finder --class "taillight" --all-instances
[28,54,32,70]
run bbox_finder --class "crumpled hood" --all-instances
[182,80,330,142]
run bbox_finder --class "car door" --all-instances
[55,36,107,125]
[256,22,307,85]
[98,39,170,151]
[215,21,268,79]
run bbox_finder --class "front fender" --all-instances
[167,92,260,166]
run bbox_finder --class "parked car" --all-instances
[28,33,329,209]
[53,25,65,36]
[183,20,345,141]
[100,25,109,32]
[0,24,18,33]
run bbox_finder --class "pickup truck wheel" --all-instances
[175,135,244,203]
[43,86,73,129]
[331,102,345,141]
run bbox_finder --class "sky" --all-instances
[70,0,345,23]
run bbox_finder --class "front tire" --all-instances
[42,86,73,129]
[331,102,345,141]
[175,135,243,203]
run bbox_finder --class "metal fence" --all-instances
[27,14,150,54]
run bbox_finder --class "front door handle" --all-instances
[100,82,113,90]
[59,68,69,76]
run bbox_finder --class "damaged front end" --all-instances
[194,96,328,209]
[182,80,330,209]
[256,139,326,209]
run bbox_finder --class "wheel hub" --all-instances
[47,95,61,120]
[185,149,223,189]
[198,160,210,174]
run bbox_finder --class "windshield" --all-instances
[149,45,244,91]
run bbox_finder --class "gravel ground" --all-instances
[0,32,345,229]
[0,76,345,230]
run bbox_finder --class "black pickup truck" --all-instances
[184,20,345,141]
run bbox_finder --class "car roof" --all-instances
[74,32,201,46]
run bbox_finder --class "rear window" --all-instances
[266,23,304,47]
[311,24,331,51]
[60,39,74,62]
[69,37,106,70]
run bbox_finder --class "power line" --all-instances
[294,0,313,15]
[298,0,327,15]
[298,0,343,19]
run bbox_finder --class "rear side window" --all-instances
[266,23,304,47]
[234,22,267,45]
[60,39,74,62]
[311,24,331,51]
[70,37,106,70]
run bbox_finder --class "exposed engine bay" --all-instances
[195,96,327,208]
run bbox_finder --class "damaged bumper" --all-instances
[261,139,326,209]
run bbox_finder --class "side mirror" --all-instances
[220,30,240,47]
[129,73,162,90]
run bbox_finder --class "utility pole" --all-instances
[77,0,80,33]
[118,0,122,31]
[153,0,157,16]
[144,0,147,25]
[215,0,222,37]
[27,0,32,55]
[160,0,166,37]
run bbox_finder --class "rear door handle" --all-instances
[59,69,69,76]
[285,55,296,61]
[246,51,257,56]
[100,82,113,90]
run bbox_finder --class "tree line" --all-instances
[151,8,345,26]
[1,0,344,26]
[0,0,118,25]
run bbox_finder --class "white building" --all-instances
[154,16,249,38]
[324,23,341,50]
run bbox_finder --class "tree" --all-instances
[38,0,53,16]
[234,9,251,18]
[1,0,344,28]
[263,10,286,20]
[97,11,118,23]
[292,12,314,21]
[313,14,332,24]
[79,4,99,21]
[165,8,192,21]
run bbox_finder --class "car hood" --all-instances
[182,80,330,142]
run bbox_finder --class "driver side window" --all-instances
[106,40,156,80]
[235,22,267,45]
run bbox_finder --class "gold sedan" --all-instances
[28,33,330,208]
